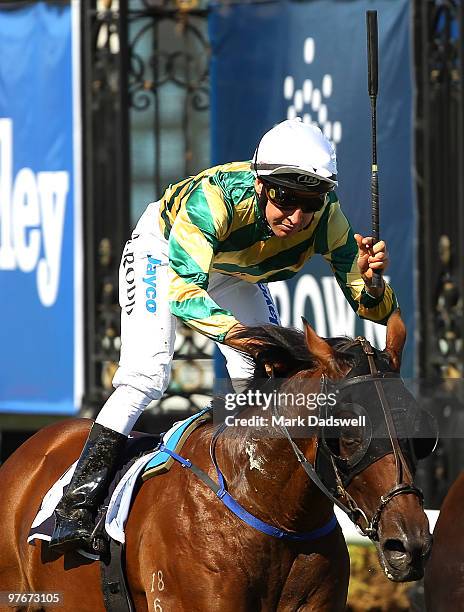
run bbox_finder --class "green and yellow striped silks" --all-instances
[159,161,398,341]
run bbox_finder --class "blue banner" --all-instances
[0,3,82,413]
[210,0,414,374]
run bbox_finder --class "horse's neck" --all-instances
[216,412,332,533]
[218,431,331,532]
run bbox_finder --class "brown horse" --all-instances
[0,316,432,612]
[424,471,464,611]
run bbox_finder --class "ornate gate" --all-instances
[81,0,212,426]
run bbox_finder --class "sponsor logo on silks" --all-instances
[257,282,279,325]
[297,174,320,186]
[144,255,162,313]
[122,240,135,315]
[0,118,69,307]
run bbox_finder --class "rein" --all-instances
[273,337,424,541]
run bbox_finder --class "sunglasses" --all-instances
[262,182,327,213]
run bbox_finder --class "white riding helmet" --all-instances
[252,118,338,193]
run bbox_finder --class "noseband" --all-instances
[274,336,424,541]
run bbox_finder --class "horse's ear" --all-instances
[302,317,334,365]
[384,309,406,371]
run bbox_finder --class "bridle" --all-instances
[159,336,425,544]
[272,336,424,541]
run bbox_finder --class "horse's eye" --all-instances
[341,435,362,448]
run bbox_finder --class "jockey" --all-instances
[49,117,396,552]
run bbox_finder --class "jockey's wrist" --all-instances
[363,278,385,300]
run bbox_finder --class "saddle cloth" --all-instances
[28,409,211,547]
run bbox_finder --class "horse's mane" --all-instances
[208,325,359,423]
[229,324,359,375]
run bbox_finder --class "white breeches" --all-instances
[96,201,280,435]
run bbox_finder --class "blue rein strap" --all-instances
[158,438,338,542]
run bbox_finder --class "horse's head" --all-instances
[308,312,434,582]
[229,310,434,582]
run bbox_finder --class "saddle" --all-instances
[100,407,212,519]
[142,409,212,480]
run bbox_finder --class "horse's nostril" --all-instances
[383,538,407,554]
[380,536,427,581]
[382,538,411,569]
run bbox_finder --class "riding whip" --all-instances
[366,10,382,289]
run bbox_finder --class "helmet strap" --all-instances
[253,139,260,174]
[258,185,268,211]
[256,185,273,232]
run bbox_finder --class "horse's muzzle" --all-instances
[379,532,433,582]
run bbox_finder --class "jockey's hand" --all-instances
[354,233,389,297]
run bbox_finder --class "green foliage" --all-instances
[346,544,411,612]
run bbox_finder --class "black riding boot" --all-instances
[48,423,126,553]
